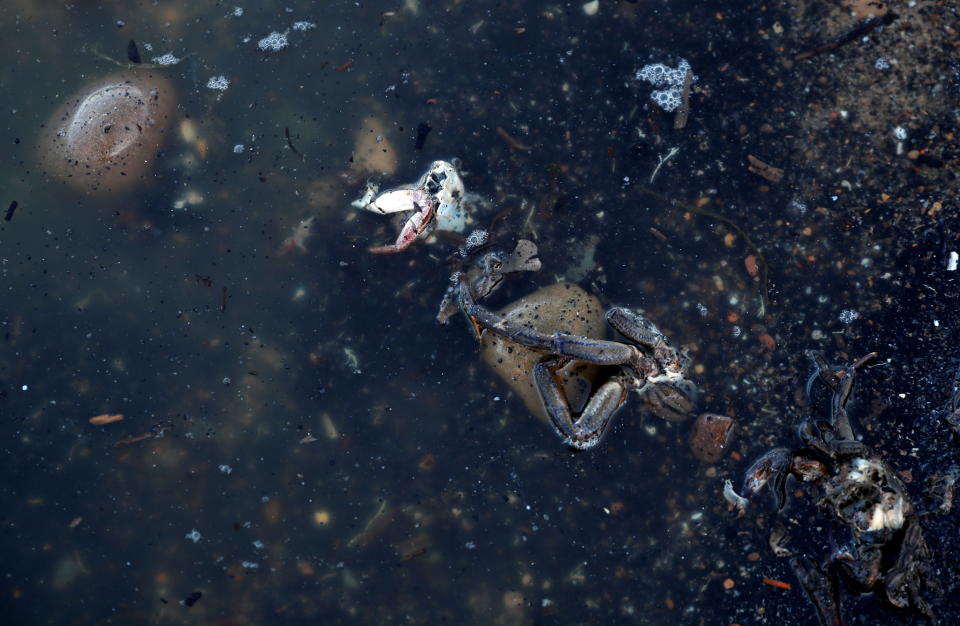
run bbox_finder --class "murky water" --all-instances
[2,2,957,625]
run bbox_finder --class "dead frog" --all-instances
[741,351,937,624]
[459,281,696,450]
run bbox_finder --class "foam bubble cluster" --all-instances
[151,53,182,66]
[635,59,694,113]
[257,31,290,52]
[206,76,230,91]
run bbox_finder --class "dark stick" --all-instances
[796,13,898,61]
[285,127,305,160]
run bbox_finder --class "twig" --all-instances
[496,127,532,151]
[285,127,305,160]
[796,12,898,61]
[649,147,679,183]
[674,68,693,130]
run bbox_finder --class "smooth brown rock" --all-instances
[351,115,398,176]
[480,283,605,423]
[39,71,176,195]
[688,413,735,463]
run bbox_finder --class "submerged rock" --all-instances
[688,413,735,463]
[480,283,605,423]
[38,71,176,194]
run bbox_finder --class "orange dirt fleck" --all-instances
[762,577,792,590]
[89,413,124,425]
[758,333,776,351]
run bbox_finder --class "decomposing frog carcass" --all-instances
[740,352,936,624]
[352,160,467,254]
[436,233,541,324]
[458,280,696,450]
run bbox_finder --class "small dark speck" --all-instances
[181,591,202,607]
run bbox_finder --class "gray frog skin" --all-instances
[458,278,695,450]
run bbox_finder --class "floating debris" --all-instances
[278,216,316,254]
[722,479,748,513]
[89,413,123,425]
[347,500,394,548]
[496,126,532,151]
[762,577,792,591]
[746,155,784,183]
[415,122,432,151]
[321,413,339,440]
[796,12,898,61]
[181,591,202,607]
[126,39,141,64]
[285,127,305,160]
